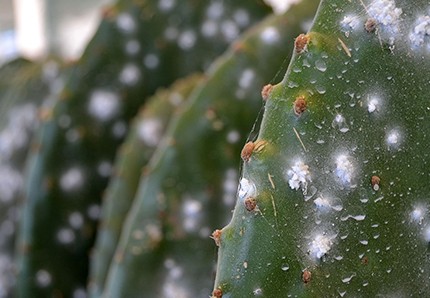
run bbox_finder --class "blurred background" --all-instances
[0,0,299,65]
[0,0,112,64]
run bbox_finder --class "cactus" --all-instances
[0,58,64,297]
[100,1,320,296]
[15,0,271,296]
[213,0,430,296]
[88,73,203,297]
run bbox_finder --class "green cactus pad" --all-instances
[88,73,203,297]
[15,0,271,296]
[0,58,63,297]
[101,1,320,296]
[214,0,430,296]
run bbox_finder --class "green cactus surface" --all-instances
[101,1,320,296]
[15,0,271,296]
[214,0,430,296]
[88,73,203,297]
[0,58,64,297]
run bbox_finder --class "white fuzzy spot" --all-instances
[73,288,87,298]
[97,161,112,177]
[87,204,101,220]
[309,234,334,259]
[335,154,354,186]
[125,40,140,55]
[0,166,23,202]
[57,228,75,244]
[60,168,84,192]
[221,21,239,42]
[0,104,38,160]
[423,226,430,242]
[178,30,197,50]
[367,0,402,41]
[119,64,141,86]
[260,27,281,44]
[238,178,256,200]
[158,0,176,12]
[286,161,311,191]
[137,118,163,147]
[223,169,238,206]
[206,2,224,20]
[182,199,202,232]
[112,121,127,138]
[0,255,14,296]
[227,130,240,144]
[367,96,380,113]
[69,212,84,229]
[88,90,120,121]
[264,0,300,14]
[201,20,218,37]
[116,13,136,33]
[253,288,263,296]
[239,69,256,89]
[410,16,430,49]
[143,54,159,69]
[410,205,426,224]
[162,259,188,298]
[341,15,360,31]
[386,128,402,149]
[233,9,250,27]
[36,269,52,287]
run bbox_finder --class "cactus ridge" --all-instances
[100,1,321,296]
[88,73,203,297]
[15,0,271,296]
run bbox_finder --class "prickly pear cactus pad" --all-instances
[101,1,320,296]
[214,0,430,296]
[15,0,271,297]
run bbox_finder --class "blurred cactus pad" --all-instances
[213,0,430,297]
[2,0,430,297]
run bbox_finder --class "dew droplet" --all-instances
[315,59,327,72]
